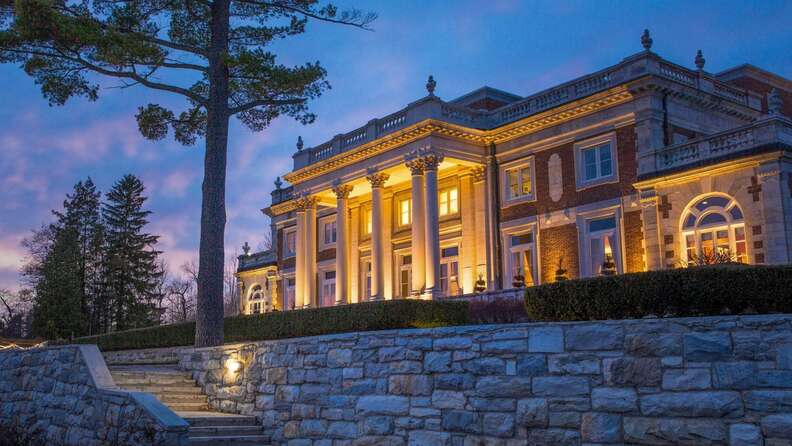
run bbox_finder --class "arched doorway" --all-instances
[680,194,748,265]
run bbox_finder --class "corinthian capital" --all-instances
[332,183,354,199]
[420,149,444,172]
[404,155,426,176]
[366,169,390,189]
[294,193,319,211]
[471,166,486,182]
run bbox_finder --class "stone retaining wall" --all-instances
[118,315,792,445]
[0,345,188,446]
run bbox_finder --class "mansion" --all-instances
[236,31,792,315]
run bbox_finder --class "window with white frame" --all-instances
[575,134,617,188]
[439,246,460,296]
[504,159,534,202]
[399,198,411,226]
[399,254,412,297]
[321,270,336,307]
[321,218,337,247]
[680,195,747,265]
[250,301,261,314]
[284,229,297,257]
[362,260,372,299]
[439,187,459,216]
[508,231,536,287]
[585,216,621,277]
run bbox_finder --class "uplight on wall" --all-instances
[225,358,242,374]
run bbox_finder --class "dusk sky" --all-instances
[1,0,791,291]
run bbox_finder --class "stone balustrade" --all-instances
[294,51,763,171]
[0,345,188,446]
[146,314,792,445]
[641,116,792,177]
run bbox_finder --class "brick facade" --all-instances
[539,223,580,283]
[623,210,645,273]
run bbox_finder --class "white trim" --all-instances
[574,132,618,190]
[283,227,297,258]
[576,205,624,277]
[501,156,536,205]
[318,214,337,250]
[500,221,539,287]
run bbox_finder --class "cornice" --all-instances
[282,86,634,187]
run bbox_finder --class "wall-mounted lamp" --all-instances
[225,358,243,374]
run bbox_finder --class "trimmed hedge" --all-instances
[74,299,470,351]
[525,264,792,321]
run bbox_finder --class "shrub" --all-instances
[75,299,469,351]
[525,264,792,321]
[469,298,529,324]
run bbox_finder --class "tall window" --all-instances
[505,163,533,201]
[399,254,412,297]
[586,216,619,276]
[399,199,411,226]
[284,230,296,257]
[439,246,460,296]
[508,232,535,286]
[284,278,295,310]
[323,219,337,245]
[681,195,747,264]
[363,261,372,299]
[321,271,336,307]
[439,187,459,216]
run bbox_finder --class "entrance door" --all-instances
[439,246,460,296]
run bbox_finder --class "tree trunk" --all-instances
[195,0,230,347]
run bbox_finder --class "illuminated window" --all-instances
[439,246,460,296]
[680,195,747,265]
[508,231,536,287]
[284,278,295,310]
[323,219,337,245]
[399,199,411,226]
[439,187,458,216]
[321,271,336,307]
[585,216,620,277]
[505,163,533,201]
[399,254,412,297]
[284,230,296,257]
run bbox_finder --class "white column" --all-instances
[366,170,389,300]
[349,205,360,303]
[304,197,318,307]
[295,206,306,308]
[460,171,476,294]
[423,151,444,298]
[472,166,488,291]
[332,183,353,304]
[406,156,426,297]
[383,194,394,300]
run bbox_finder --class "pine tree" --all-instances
[30,225,85,339]
[102,174,163,330]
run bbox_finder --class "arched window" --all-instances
[680,195,747,264]
[249,285,263,314]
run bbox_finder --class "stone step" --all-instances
[120,384,204,394]
[111,374,196,386]
[188,435,270,446]
[165,402,211,411]
[189,426,264,437]
[180,414,259,428]
[157,393,208,404]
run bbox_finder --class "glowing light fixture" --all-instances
[225,358,242,374]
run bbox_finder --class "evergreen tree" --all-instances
[102,174,163,330]
[30,225,85,339]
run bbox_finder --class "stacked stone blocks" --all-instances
[172,314,792,445]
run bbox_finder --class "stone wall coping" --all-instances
[104,313,792,357]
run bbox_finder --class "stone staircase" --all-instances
[109,365,269,445]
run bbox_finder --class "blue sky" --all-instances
[1,0,791,290]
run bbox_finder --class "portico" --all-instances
[288,146,492,307]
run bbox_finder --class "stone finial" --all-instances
[274,176,283,190]
[242,241,251,256]
[366,168,390,189]
[695,50,706,71]
[332,181,354,199]
[768,88,783,116]
[641,29,653,51]
[296,136,304,152]
[426,75,436,96]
